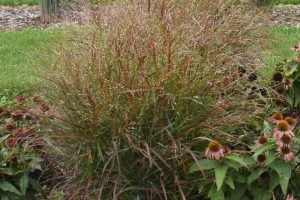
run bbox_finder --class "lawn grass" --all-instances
[0,0,37,6]
[0,28,61,97]
[278,0,300,4]
[266,26,300,72]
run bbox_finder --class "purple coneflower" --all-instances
[284,116,296,127]
[268,112,283,123]
[272,71,284,82]
[277,147,295,162]
[257,153,267,166]
[256,136,268,148]
[286,194,296,200]
[278,134,292,149]
[283,78,293,90]
[274,120,294,141]
[205,141,225,160]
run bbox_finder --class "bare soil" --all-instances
[0,4,300,31]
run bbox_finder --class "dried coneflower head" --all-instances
[5,138,18,148]
[275,85,286,95]
[16,95,26,103]
[274,98,284,106]
[33,96,42,104]
[23,127,35,136]
[40,102,50,112]
[10,110,23,121]
[13,128,23,137]
[2,109,11,117]
[272,71,283,82]
[5,124,14,132]
[248,73,258,82]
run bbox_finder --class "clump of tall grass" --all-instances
[37,0,271,198]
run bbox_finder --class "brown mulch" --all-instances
[0,4,300,31]
[0,5,100,31]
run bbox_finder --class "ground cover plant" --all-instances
[33,0,288,199]
[0,95,59,199]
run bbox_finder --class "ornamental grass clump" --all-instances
[37,0,270,199]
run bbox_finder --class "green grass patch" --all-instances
[278,0,300,4]
[266,26,300,72]
[0,28,61,95]
[0,0,38,6]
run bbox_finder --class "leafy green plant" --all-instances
[36,0,272,199]
[273,42,300,115]
[188,120,300,199]
[0,95,63,199]
[186,42,300,200]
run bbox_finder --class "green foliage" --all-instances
[36,0,271,199]
[187,43,300,199]
[274,45,300,113]
[0,94,63,198]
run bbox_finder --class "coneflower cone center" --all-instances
[275,86,285,94]
[284,117,294,125]
[258,136,268,144]
[208,141,221,152]
[277,121,289,131]
[257,154,267,162]
[273,112,283,120]
[281,135,292,144]
[281,147,291,154]
[272,71,283,82]
[284,78,291,84]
